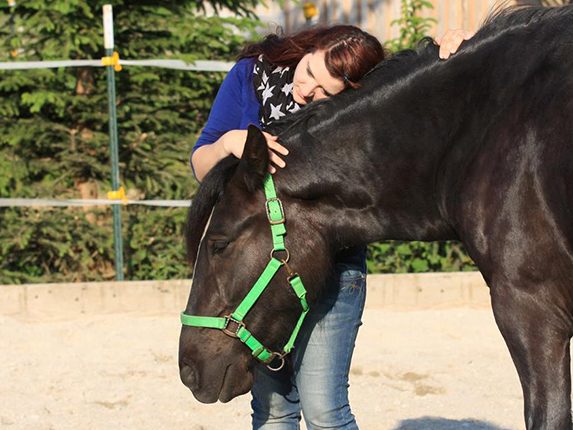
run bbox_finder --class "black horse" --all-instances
[179,5,573,429]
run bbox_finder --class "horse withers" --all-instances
[180,6,573,429]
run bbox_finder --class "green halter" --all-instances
[180,173,310,371]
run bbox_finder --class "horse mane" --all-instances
[185,156,239,265]
[266,38,440,140]
[481,4,564,32]
[270,3,568,140]
[361,4,565,89]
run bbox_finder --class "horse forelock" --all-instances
[186,157,239,266]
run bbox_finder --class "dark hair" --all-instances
[238,25,386,89]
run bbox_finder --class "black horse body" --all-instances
[180,6,573,429]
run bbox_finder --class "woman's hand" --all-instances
[437,29,473,59]
[221,129,289,173]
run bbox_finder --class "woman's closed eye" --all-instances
[306,60,333,98]
[317,84,333,98]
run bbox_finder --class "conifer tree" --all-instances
[0,1,260,283]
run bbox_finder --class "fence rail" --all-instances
[0,198,191,208]
[0,58,233,72]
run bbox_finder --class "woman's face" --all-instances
[292,50,346,105]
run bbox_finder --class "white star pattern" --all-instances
[281,82,293,97]
[257,70,269,91]
[261,82,276,105]
[271,66,290,77]
[289,103,301,113]
[253,57,300,125]
[269,103,286,121]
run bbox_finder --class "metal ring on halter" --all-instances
[270,248,289,263]
[266,352,286,372]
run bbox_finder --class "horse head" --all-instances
[179,125,335,403]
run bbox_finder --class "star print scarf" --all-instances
[252,54,301,127]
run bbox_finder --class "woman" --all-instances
[191,25,469,430]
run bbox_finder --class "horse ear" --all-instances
[239,124,269,191]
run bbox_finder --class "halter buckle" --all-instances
[222,315,245,338]
[266,198,285,225]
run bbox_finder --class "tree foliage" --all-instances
[385,0,437,51]
[0,1,259,283]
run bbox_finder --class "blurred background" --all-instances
[252,0,499,41]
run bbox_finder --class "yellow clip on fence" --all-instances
[107,186,128,204]
[101,51,122,72]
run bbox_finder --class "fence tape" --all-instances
[0,56,223,209]
[0,59,234,72]
[121,59,234,72]
[0,198,191,208]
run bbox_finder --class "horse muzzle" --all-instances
[179,354,254,403]
[179,359,222,403]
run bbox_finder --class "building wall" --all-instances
[255,0,517,43]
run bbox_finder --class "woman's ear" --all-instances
[238,124,269,191]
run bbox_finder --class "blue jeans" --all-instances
[251,265,367,430]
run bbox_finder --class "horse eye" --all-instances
[211,240,229,254]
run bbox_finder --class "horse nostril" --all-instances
[180,363,200,391]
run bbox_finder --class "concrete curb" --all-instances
[0,272,490,319]
[366,271,490,309]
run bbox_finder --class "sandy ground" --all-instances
[0,307,530,430]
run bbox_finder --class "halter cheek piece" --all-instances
[180,174,310,372]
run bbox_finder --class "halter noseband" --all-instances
[180,174,310,371]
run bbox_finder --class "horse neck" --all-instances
[279,33,521,247]
[278,83,460,248]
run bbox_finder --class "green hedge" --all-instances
[367,241,476,274]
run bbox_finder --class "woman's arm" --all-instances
[190,61,246,181]
[191,138,229,182]
[191,60,287,182]
[192,129,285,181]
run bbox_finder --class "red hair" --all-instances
[238,25,385,89]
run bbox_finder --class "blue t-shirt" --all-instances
[192,58,259,153]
